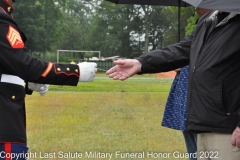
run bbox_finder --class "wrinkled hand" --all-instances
[231,126,240,147]
[106,59,142,80]
[28,82,49,96]
[78,62,97,82]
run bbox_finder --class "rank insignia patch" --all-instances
[6,25,24,48]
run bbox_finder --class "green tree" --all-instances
[86,2,138,58]
[185,7,199,35]
[14,0,66,60]
[60,0,91,50]
[161,6,194,46]
[13,0,196,61]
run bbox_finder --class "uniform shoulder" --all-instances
[0,8,18,27]
[0,6,8,14]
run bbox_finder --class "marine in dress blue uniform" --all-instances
[0,0,97,159]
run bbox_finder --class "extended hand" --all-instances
[231,126,240,147]
[78,62,97,82]
[106,59,142,80]
[28,82,49,96]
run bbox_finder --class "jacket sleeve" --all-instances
[0,11,79,86]
[136,34,192,73]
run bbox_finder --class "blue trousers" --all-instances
[182,131,197,160]
[0,143,28,160]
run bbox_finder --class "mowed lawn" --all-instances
[25,74,188,160]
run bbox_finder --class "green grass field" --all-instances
[25,74,188,160]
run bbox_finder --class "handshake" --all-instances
[28,62,97,96]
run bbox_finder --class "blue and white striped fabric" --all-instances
[161,65,189,131]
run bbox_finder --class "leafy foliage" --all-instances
[13,0,195,61]
[185,7,200,35]
[14,0,66,60]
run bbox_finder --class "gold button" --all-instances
[67,68,70,71]
[75,69,78,73]
[12,96,15,100]
[57,68,61,71]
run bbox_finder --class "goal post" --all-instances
[57,50,101,63]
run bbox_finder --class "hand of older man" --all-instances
[231,126,240,147]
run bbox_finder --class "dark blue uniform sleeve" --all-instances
[0,9,79,86]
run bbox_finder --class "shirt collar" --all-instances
[208,11,237,27]
[0,0,14,15]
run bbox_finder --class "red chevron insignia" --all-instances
[6,25,24,48]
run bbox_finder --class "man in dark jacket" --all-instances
[0,0,97,159]
[107,11,240,160]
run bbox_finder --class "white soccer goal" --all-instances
[56,50,101,63]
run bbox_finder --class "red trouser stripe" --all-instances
[4,143,11,160]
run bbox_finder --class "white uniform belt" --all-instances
[0,74,24,87]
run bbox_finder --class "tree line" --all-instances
[13,0,198,62]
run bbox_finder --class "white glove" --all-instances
[77,62,97,82]
[28,82,49,96]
